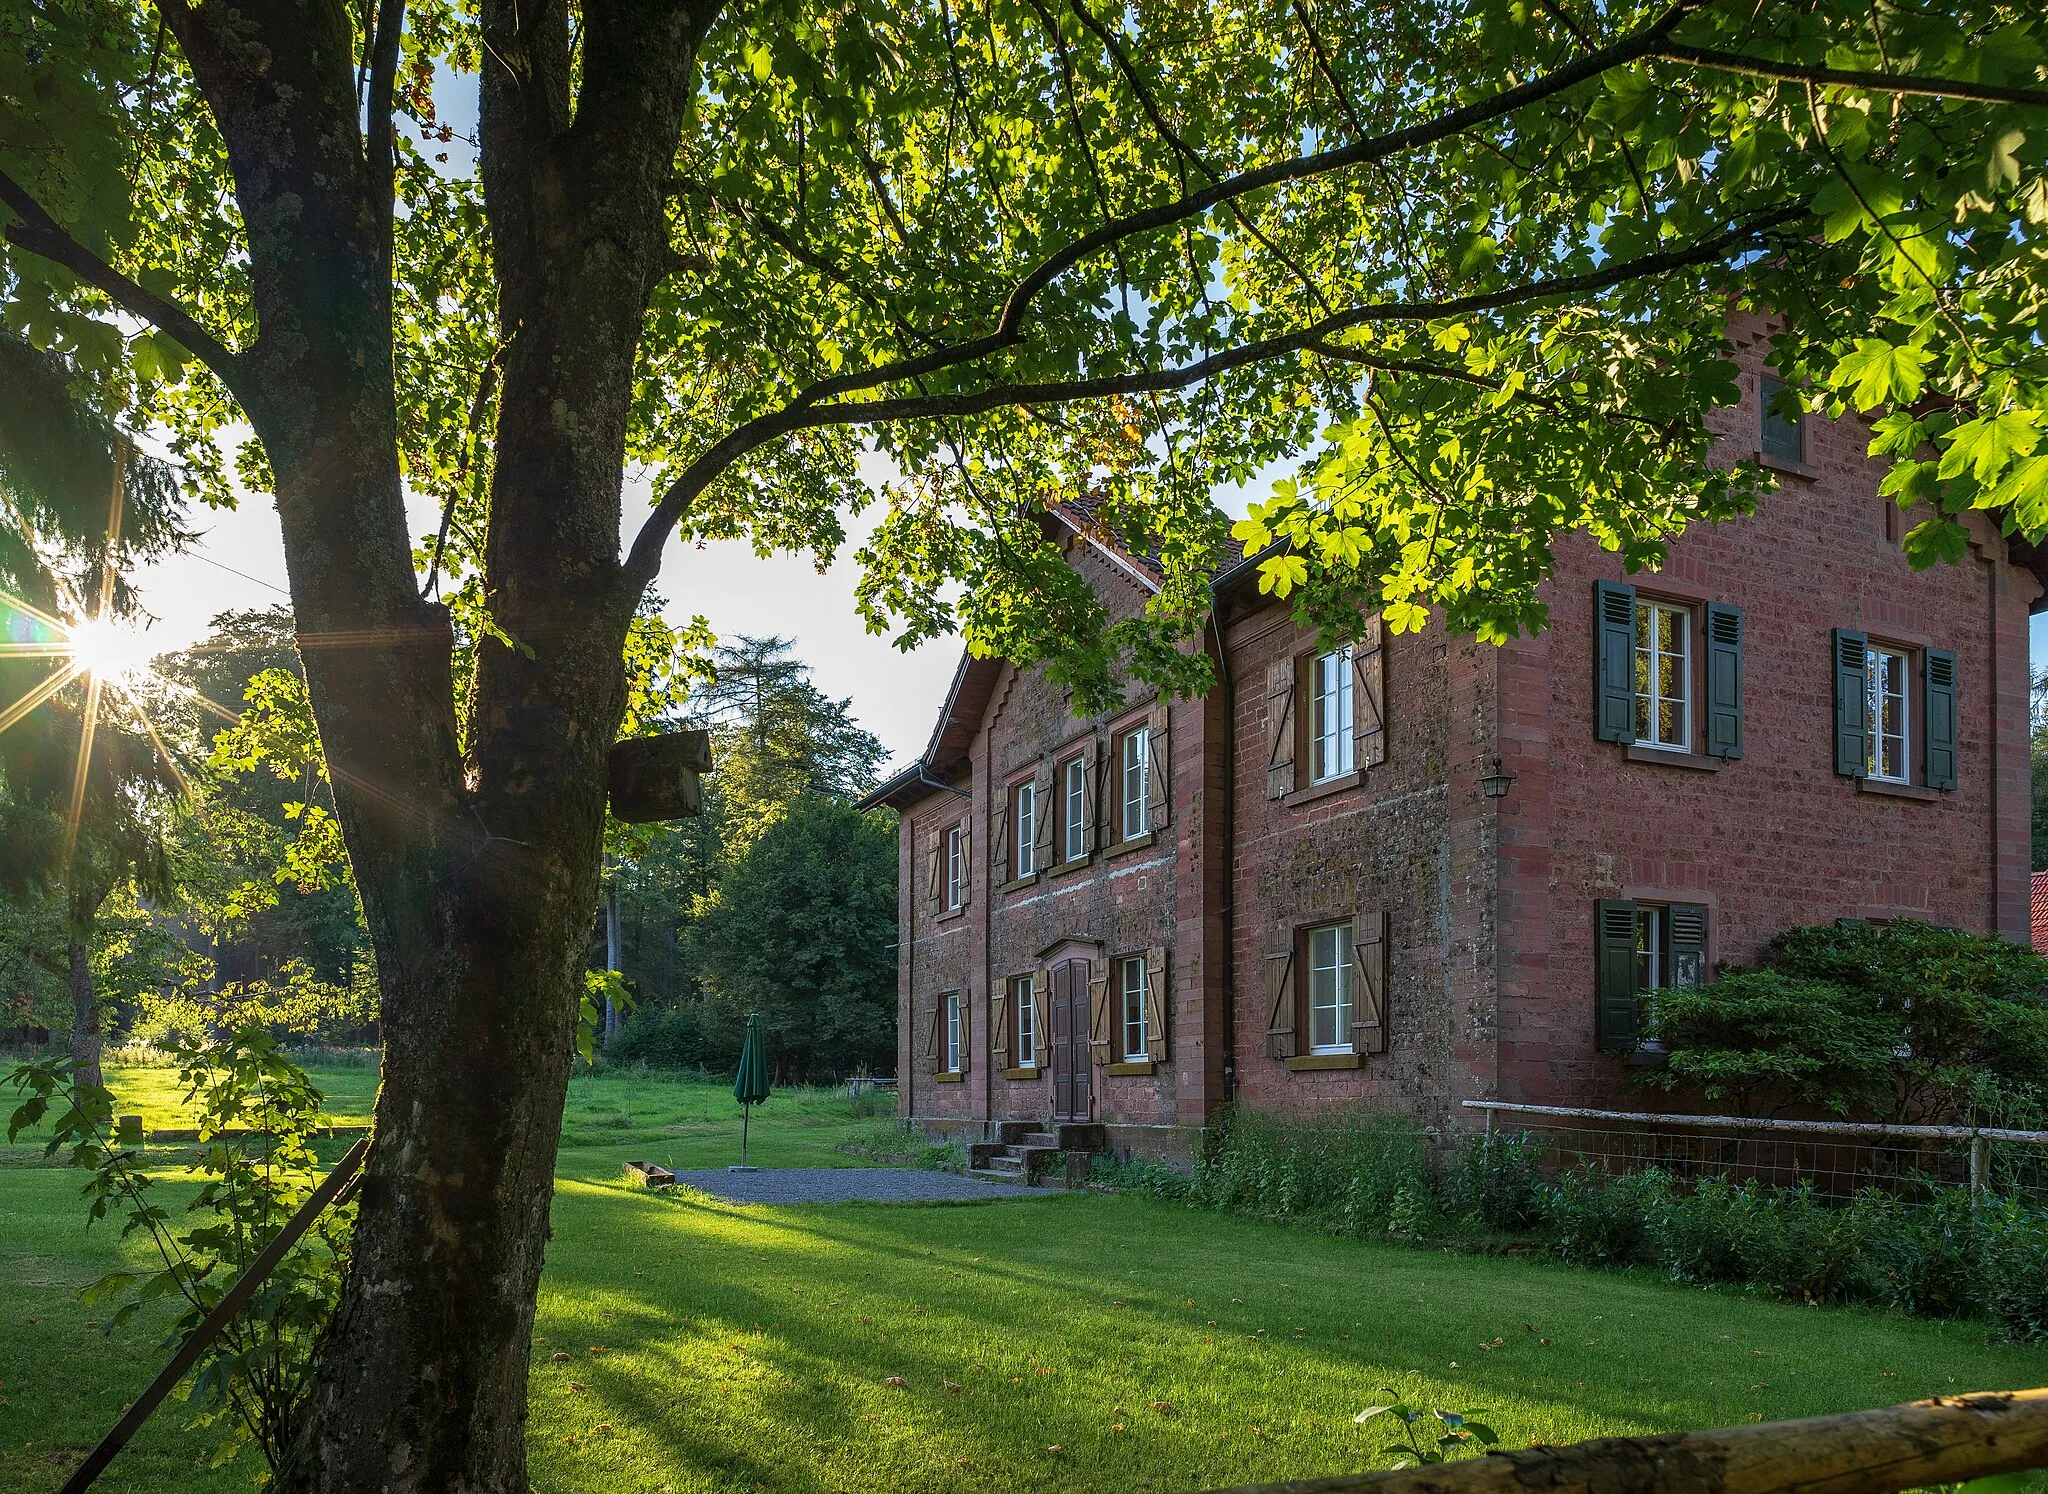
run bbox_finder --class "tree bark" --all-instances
[66,933,101,1093]
[150,0,720,1487]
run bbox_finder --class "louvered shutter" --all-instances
[1350,911,1390,1055]
[1703,602,1744,760]
[1668,904,1708,990]
[1924,648,1958,791]
[1144,946,1169,1062]
[1832,629,1869,777]
[920,1004,944,1074]
[1088,970,1112,1064]
[1146,706,1172,830]
[1353,614,1386,770]
[1594,580,1637,743]
[1265,659,1296,798]
[1263,946,1296,1059]
[990,984,1010,1070]
[989,795,1009,876]
[1595,899,1641,1052]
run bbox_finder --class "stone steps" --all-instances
[966,1120,1109,1186]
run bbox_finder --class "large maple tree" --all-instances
[3,0,2044,1485]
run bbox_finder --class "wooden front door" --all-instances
[1049,959,1093,1122]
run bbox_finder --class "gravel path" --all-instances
[664,1167,1041,1205]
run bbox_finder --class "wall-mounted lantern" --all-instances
[1479,757,1515,800]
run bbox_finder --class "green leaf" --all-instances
[1831,340,1928,411]
[1938,411,2041,484]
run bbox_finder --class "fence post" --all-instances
[1969,1132,1991,1193]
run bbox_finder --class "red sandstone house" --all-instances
[860,321,2046,1165]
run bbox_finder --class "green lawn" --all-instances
[2,1063,2042,1494]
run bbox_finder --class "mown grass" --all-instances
[2,1063,2042,1494]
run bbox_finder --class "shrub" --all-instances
[1448,1129,1547,1231]
[1646,1175,1756,1285]
[1543,1166,1663,1267]
[1736,1183,1885,1305]
[1863,1188,1990,1318]
[1194,1106,1432,1237]
[605,1002,719,1071]
[1090,1153,1197,1201]
[1981,1202,2048,1344]
[1642,970,1899,1118]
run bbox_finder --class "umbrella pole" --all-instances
[741,1104,750,1168]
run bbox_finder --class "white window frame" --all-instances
[1866,644,1910,783]
[1013,974,1036,1068]
[1119,954,1148,1061]
[945,823,964,910]
[944,991,962,1073]
[1311,647,1355,783]
[1633,601,1692,751]
[1635,906,1665,993]
[1063,756,1088,862]
[1014,781,1037,877]
[1306,921,1354,1054]
[1120,727,1150,841]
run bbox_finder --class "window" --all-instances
[945,824,964,910]
[1866,645,1910,782]
[1013,974,1037,1068]
[1062,756,1088,861]
[1597,899,1708,1051]
[1633,601,1691,750]
[1119,728,1150,840]
[1306,921,1354,1053]
[1119,954,1148,1060]
[1014,781,1037,877]
[1635,906,1666,992]
[1760,373,1804,463]
[944,991,962,1073]
[1311,647,1355,782]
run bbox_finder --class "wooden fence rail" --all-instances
[1199,1389,2048,1494]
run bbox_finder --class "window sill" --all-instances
[1858,777,1942,801]
[1757,448,1819,480]
[933,1072,964,1084]
[1047,854,1094,878]
[1624,744,1723,772]
[933,906,967,924]
[1284,770,1363,807]
[1104,831,1157,859]
[1105,1060,1157,1076]
[1000,873,1040,894]
[1001,1066,1040,1081]
[1287,1052,1362,1071]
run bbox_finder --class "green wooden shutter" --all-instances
[1924,648,1958,791]
[1832,629,1869,777]
[1594,581,1636,743]
[1703,603,1743,760]
[1595,899,1640,1052]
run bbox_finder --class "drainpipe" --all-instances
[1209,580,1238,1105]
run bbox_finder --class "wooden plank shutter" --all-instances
[989,794,1009,876]
[1146,706,1171,829]
[1264,659,1296,798]
[1832,629,1869,777]
[1263,945,1296,1059]
[1924,647,1958,791]
[920,1003,944,1074]
[1144,946,1169,1062]
[1350,911,1390,1055]
[958,823,971,904]
[1668,904,1708,990]
[1088,970,1112,1064]
[1595,899,1640,1052]
[1353,614,1386,769]
[1703,602,1743,760]
[924,840,942,911]
[956,990,971,1074]
[1032,765,1056,859]
[989,983,1009,1070]
[1085,741,1105,851]
[1032,971,1051,1067]
[1594,580,1637,743]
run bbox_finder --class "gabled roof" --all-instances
[855,500,1266,814]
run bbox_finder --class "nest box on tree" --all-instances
[607,730,713,822]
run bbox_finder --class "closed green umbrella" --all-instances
[731,1012,772,1171]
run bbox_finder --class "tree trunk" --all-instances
[67,933,101,1092]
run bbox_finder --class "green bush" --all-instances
[1090,1153,1197,1201]
[1447,1130,1547,1231]
[1645,1174,1756,1285]
[1981,1202,2048,1343]
[1194,1106,1433,1237]
[1863,1188,1990,1319]
[605,1002,721,1071]
[1543,1166,1663,1267]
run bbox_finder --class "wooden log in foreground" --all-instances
[1202,1389,2048,1494]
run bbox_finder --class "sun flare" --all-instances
[64,616,158,684]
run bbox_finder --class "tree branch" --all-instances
[365,0,406,263]
[621,204,1800,591]
[1658,43,2048,108]
[0,169,250,408]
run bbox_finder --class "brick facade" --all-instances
[866,327,2044,1160]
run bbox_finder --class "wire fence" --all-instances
[1462,1101,2048,1209]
